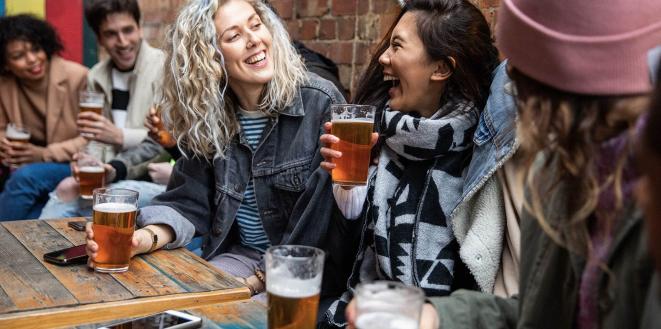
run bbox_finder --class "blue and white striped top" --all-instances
[236,109,270,252]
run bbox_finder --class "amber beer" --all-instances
[154,107,176,147]
[267,283,320,329]
[92,202,137,273]
[79,102,103,115]
[331,119,374,185]
[78,166,105,199]
[266,245,324,329]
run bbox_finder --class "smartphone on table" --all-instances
[43,244,88,265]
[68,220,88,231]
[96,310,202,329]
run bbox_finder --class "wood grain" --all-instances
[0,288,251,329]
[0,285,17,313]
[3,220,134,304]
[0,223,77,312]
[189,299,267,329]
[46,217,87,245]
[141,248,244,292]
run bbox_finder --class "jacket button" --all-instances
[212,226,222,236]
[475,254,482,261]
[234,184,241,192]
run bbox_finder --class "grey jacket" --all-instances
[137,73,345,265]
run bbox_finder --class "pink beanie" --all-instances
[496,0,661,95]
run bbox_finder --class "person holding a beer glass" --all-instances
[317,0,499,327]
[0,14,88,220]
[85,0,344,303]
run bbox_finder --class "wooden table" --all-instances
[0,218,251,329]
[189,299,266,329]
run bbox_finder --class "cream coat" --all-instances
[86,40,164,159]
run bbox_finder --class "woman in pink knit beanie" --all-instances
[502,0,659,328]
[419,0,661,328]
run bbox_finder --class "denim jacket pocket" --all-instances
[273,163,310,192]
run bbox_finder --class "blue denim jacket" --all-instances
[460,61,517,200]
[448,61,519,292]
[137,73,345,263]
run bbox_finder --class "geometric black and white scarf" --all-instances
[371,96,478,295]
[323,95,479,328]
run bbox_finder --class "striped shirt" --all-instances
[236,109,270,252]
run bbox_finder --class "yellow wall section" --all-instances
[5,0,44,18]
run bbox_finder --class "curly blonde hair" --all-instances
[511,68,648,257]
[160,0,306,159]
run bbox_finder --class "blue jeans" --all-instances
[39,180,166,219]
[0,162,71,221]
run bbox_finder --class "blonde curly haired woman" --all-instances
[84,0,345,299]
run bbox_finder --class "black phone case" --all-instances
[68,220,87,231]
[43,244,88,265]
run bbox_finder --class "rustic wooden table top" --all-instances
[0,218,251,329]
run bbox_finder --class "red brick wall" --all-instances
[138,0,500,97]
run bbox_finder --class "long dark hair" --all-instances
[353,0,498,111]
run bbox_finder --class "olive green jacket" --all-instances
[431,183,654,329]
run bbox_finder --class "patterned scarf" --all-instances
[323,95,479,328]
[371,96,478,294]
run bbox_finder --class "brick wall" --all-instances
[138,0,500,97]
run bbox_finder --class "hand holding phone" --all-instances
[43,244,88,265]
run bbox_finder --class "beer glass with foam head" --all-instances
[79,91,104,138]
[355,281,425,329]
[266,245,324,329]
[75,145,106,199]
[79,90,105,115]
[3,123,31,167]
[330,104,376,186]
[92,188,139,273]
[6,123,31,144]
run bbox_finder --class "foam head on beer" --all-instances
[5,123,30,142]
[266,262,322,298]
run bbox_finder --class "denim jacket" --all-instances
[137,73,345,264]
[450,60,519,292]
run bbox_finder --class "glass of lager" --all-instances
[79,91,104,138]
[79,90,105,115]
[265,245,324,329]
[75,146,106,199]
[92,188,139,273]
[330,104,376,186]
[3,123,31,167]
[355,281,424,329]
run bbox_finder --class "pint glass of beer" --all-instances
[6,123,31,144]
[330,104,376,186]
[92,188,139,273]
[265,245,324,329]
[75,146,106,199]
[3,123,31,167]
[354,281,424,329]
[79,90,104,115]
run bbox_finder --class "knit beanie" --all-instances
[496,0,661,95]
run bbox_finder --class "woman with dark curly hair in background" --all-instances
[0,14,88,220]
